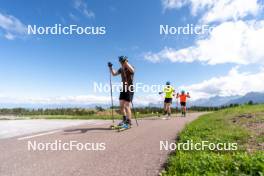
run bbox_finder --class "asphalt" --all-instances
[0,120,109,139]
[0,113,205,176]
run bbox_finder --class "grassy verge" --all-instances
[162,104,264,176]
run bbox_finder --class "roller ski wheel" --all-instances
[110,124,122,130]
[117,124,131,132]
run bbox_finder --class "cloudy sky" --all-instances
[0,0,264,106]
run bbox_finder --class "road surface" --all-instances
[0,120,109,139]
[0,113,205,176]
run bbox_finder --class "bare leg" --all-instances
[119,100,126,116]
[163,102,167,115]
[168,103,171,115]
[181,106,185,115]
[124,101,131,121]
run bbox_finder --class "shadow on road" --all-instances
[63,127,111,134]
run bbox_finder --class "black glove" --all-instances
[108,62,113,68]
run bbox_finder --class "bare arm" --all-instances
[109,67,120,76]
[172,89,176,97]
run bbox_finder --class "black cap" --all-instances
[119,56,128,63]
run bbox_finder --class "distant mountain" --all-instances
[192,95,240,107]
[191,92,264,107]
[148,95,240,107]
[226,92,264,105]
[148,102,163,108]
[1,92,264,109]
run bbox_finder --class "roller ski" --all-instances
[117,118,132,132]
[110,118,126,130]
[162,111,171,120]
[110,115,130,130]
[110,124,122,130]
[118,123,132,132]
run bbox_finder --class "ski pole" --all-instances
[159,92,164,115]
[131,101,139,126]
[109,68,114,123]
[176,93,179,115]
[176,98,178,114]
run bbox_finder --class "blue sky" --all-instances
[0,0,264,106]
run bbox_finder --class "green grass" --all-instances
[162,104,264,176]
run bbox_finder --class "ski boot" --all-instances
[118,116,128,126]
[166,113,171,120]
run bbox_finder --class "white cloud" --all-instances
[73,0,95,18]
[4,33,15,40]
[0,12,27,40]
[201,0,261,23]
[1,67,264,106]
[181,67,264,100]
[161,0,261,23]
[161,0,188,10]
[145,20,264,65]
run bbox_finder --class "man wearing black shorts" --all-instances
[180,102,186,107]
[176,91,190,117]
[108,56,134,127]
[159,81,175,119]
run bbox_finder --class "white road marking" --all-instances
[16,121,111,140]
[17,130,61,141]
[0,120,111,139]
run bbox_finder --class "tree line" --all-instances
[0,108,96,116]
[0,103,245,116]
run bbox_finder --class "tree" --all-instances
[95,106,105,112]
[248,100,254,105]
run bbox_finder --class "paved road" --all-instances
[0,120,109,139]
[0,113,205,176]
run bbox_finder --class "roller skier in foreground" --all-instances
[108,56,135,130]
